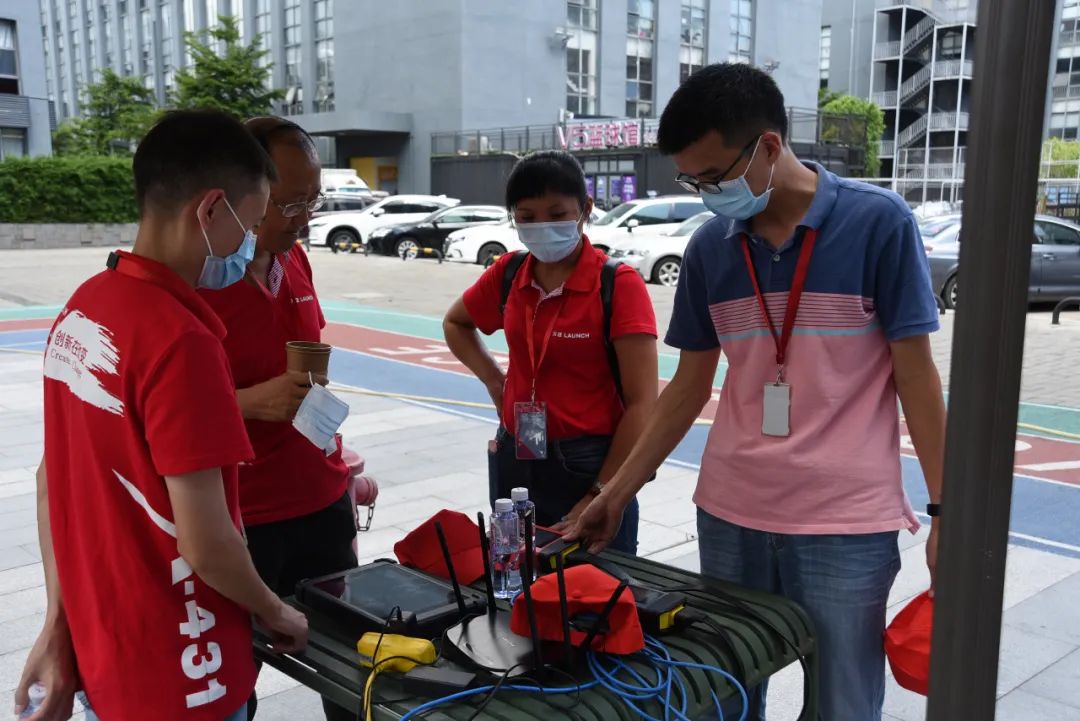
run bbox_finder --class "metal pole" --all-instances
[925,1,1056,720]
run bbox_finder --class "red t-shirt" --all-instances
[463,236,657,439]
[43,251,256,721]
[200,246,348,526]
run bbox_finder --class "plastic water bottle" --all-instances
[511,487,536,580]
[19,683,46,719]
[490,498,522,599]
[511,487,536,543]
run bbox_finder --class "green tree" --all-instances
[172,15,283,118]
[1041,137,1080,179]
[51,69,158,156]
[821,94,885,177]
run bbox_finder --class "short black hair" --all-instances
[133,109,277,216]
[505,150,588,211]
[658,63,788,155]
[244,116,319,157]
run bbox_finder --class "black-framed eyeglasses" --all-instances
[674,135,762,194]
[272,193,326,218]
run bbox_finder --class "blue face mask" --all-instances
[197,199,257,290]
[515,212,584,263]
[700,138,775,221]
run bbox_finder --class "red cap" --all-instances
[394,510,485,585]
[884,590,933,696]
[510,564,644,655]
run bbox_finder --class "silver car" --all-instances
[925,215,1080,309]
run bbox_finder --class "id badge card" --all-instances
[514,401,548,460]
[762,383,791,437]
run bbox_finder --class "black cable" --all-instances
[464,663,524,721]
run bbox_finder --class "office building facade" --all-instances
[1,0,52,159]
[37,0,828,194]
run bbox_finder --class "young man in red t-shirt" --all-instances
[14,111,307,721]
[199,117,358,721]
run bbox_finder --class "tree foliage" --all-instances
[171,15,283,118]
[51,69,158,156]
[821,94,886,177]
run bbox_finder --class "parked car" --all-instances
[306,195,461,252]
[442,207,606,265]
[368,205,508,257]
[608,212,713,287]
[587,196,705,252]
[926,215,1080,309]
[311,192,378,218]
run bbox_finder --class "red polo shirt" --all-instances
[463,236,657,439]
[43,251,256,721]
[200,246,349,526]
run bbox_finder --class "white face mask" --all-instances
[514,209,586,263]
[292,378,350,455]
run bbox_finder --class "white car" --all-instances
[587,196,704,252]
[306,195,460,252]
[608,212,713,287]
[443,207,606,265]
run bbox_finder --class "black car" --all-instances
[367,205,508,257]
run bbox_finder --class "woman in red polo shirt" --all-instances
[443,151,658,553]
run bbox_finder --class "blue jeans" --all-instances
[83,699,247,721]
[697,509,901,721]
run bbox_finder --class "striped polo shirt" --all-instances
[667,162,939,535]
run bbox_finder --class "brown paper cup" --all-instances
[286,341,332,377]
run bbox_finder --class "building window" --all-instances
[567,0,598,116]
[729,0,753,63]
[938,31,962,60]
[233,0,245,42]
[41,12,55,100]
[314,0,333,112]
[161,1,173,90]
[254,0,271,69]
[819,26,831,89]
[183,0,195,63]
[626,0,655,118]
[102,2,113,69]
[121,3,134,75]
[0,20,18,95]
[680,0,706,84]
[0,128,27,159]
[140,8,154,79]
[283,0,302,115]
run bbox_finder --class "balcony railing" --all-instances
[900,64,933,103]
[934,59,974,79]
[898,115,928,147]
[929,111,970,132]
[904,16,935,53]
[1052,85,1080,100]
[879,139,896,156]
[874,40,902,59]
[872,90,898,107]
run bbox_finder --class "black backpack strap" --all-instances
[499,251,529,316]
[600,258,623,402]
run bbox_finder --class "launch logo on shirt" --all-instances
[43,309,124,416]
[291,294,314,305]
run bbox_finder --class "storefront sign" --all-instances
[621,175,637,202]
[560,120,645,151]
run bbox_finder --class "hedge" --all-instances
[0,155,137,223]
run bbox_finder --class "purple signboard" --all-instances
[610,176,624,203]
[621,175,637,203]
[596,176,607,203]
[585,176,595,199]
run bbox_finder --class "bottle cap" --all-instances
[511,487,529,502]
[494,498,513,513]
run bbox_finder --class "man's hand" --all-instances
[237,371,312,422]
[14,622,78,721]
[550,494,595,535]
[257,601,309,654]
[926,520,939,598]
[562,492,628,554]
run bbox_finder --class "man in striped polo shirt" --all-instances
[567,63,946,721]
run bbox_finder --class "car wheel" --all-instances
[943,275,958,310]
[478,242,507,266]
[395,236,420,259]
[330,229,359,254]
[652,257,682,287]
